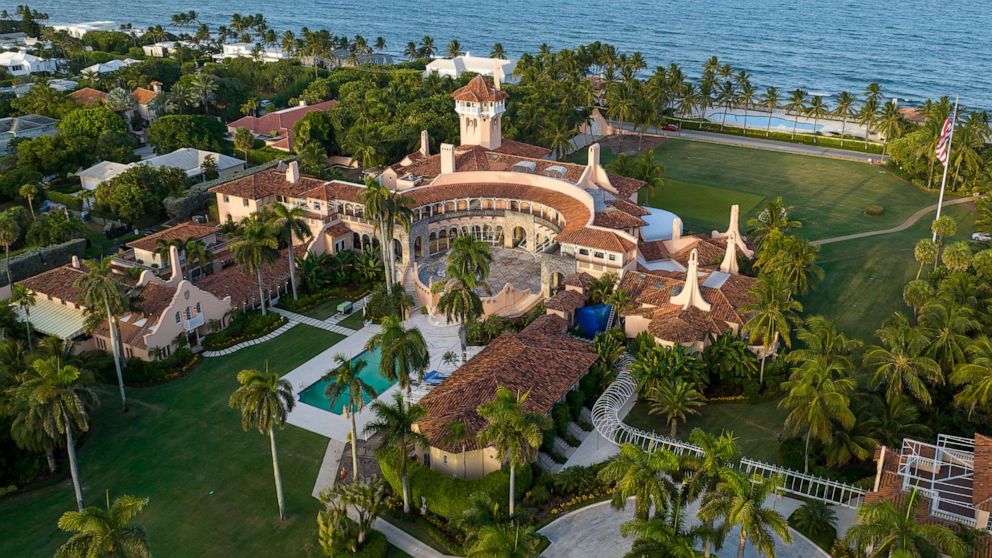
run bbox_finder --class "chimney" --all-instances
[71,255,80,269]
[168,245,183,283]
[440,143,456,174]
[669,249,712,312]
[587,143,600,171]
[720,231,739,274]
[671,217,682,242]
[493,59,502,91]
[286,160,300,184]
[419,130,430,157]
[150,80,162,93]
[715,204,754,258]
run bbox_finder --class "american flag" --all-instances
[935,107,956,165]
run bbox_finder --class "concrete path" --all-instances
[811,196,975,246]
[201,319,299,357]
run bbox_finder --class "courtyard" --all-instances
[417,246,542,295]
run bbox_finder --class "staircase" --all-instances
[403,267,420,311]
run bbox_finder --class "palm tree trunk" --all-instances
[106,300,127,412]
[803,428,812,474]
[916,261,925,280]
[792,115,799,139]
[269,427,286,520]
[46,447,56,473]
[256,268,267,315]
[758,355,766,386]
[287,236,298,300]
[509,462,516,516]
[670,418,678,438]
[65,425,84,511]
[462,445,467,479]
[737,528,747,558]
[350,406,360,482]
[400,449,411,513]
[841,117,847,146]
[23,309,32,352]
[460,323,468,364]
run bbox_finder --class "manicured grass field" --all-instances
[0,325,345,558]
[301,298,346,320]
[623,397,789,463]
[802,202,976,342]
[338,310,367,330]
[651,178,765,236]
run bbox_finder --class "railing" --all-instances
[591,355,867,509]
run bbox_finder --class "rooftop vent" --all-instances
[510,160,537,174]
[543,165,568,179]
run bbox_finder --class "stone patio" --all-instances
[418,247,542,295]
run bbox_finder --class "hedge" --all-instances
[45,190,84,211]
[378,452,531,520]
[275,285,368,313]
[90,348,200,386]
[0,238,87,288]
[201,311,286,350]
[343,530,388,558]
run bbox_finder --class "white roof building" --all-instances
[424,54,517,84]
[52,21,120,39]
[77,148,246,190]
[0,50,59,76]
[212,43,289,63]
[82,58,139,75]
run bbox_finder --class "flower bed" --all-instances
[276,285,369,314]
[201,311,287,351]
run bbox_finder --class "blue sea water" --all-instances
[26,0,991,109]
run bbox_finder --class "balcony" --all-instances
[183,313,205,332]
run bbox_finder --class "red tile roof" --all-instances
[18,264,90,306]
[593,209,647,230]
[326,222,351,238]
[210,168,327,200]
[131,87,157,106]
[127,222,218,252]
[607,197,651,217]
[227,100,337,151]
[545,289,587,312]
[557,227,636,253]
[563,272,596,289]
[451,75,509,103]
[492,140,551,159]
[197,249,292,305]
[974,434,992,512]
[69,87,107,106]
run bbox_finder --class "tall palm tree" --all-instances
[364,315,429,395]
[188,72,218,115]
[10,284,35,352]
[7,357,97,511]
[229,367,294,519]
[746,197,802,249]
[760,87,779,137]
[950,336,992,419]
[646,378,705,437]
[859,395,931,449]
[597,443,678,521]
[920,300,978,370]
[55,493,150,558]
[699,469,792,558]
[683,429,739,557]
[785,315,863,373]
[716,80,736,130]
[447,235,493,288]
[913,238,937,280]
[805,95,828,142]
[270,204,312,300]
[324,354,375,481]
[738,81,756,134]
[0,213,19,287]
[864,313,942,404]
[754,233,823,296]
[741,273,802,384]
[446,38,461,58]
[844,488,966,558]
[779,359,856,473]
[784,89,807,139]
[76,257,129,411]
[364,392,426,513]
[833,91,856,146]
[419,35,436,57]
[433,276,483,364]
[621,518,702,558]
[477,386,549,516]
[20,183,38,219]
[229,213,280,315]
[857,98,879,148]
[490,43,506,59]
[467,523,542,558]
[182,238,212,279]
[877,100,904,156]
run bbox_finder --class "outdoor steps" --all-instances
[536,452,561,473]
[567,422,587,440]
[579,407,592,423]
[553,437,576,458]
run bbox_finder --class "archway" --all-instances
[550,271,566,293]
[512,226,527,248]
[393,239,403,264]
[414,236,423,259]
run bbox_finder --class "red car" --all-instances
[661,123,680,132]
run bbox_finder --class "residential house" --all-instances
[13,256,93,341]
[142,41,194,58]
[0,50,59,76]
[69,87,108,107]
[131,82,162,122]
[114,221,227,279]
[0,114,57,153]
[82,58,138,76]
[424,54,517,84]
[226,100,337,152]
[77,148,246,190]
[212,43,289,63]
[52,21,120,39]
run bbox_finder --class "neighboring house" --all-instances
[424,54,517,84]
[0,32,29,49]
[212,43,289,63]
[0,50,59,76]
[76,148,246,190]
[413,314,597,479]
[130,82,162,122]
[69,87,108,106]
[53,21,119,39]
[142,41,194,58]
[82,58,138,76]
[47,78,78,92]
[310,48,393,68]
[0,114,57,153]
[13,256,93,341]
[226,100,337,152]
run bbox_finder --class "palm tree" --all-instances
[746,197,802,249]
[75,257,129,411]
[270,204,312,300]
[233,127,254,160]
[877,100,904,156]
[741,273,802,385]
[20,183,38,219]
[857,98,879,148]
[950,336,992,419]
[365,315,429,395]
[806,96,828,142]
[913,238,937,280]
[324,354,376,481]
[646,378,705,438]
[364,392,426,513]
[597,443,678,521]
[182,238,212,278]
[228,367,295,519]
[229,213,280,315]
[446,38,461,58]
[443,420,473,479]
[860,395,931,449]
[188,72,218,115]
[931,216,957,271]
[55,493,150,558]
[419,35,436,57]
[844,488,966,558]
[864,313,942,404]
[754,233,822,296]
[833,91,856,145]
[0,213,19,287]
[784,89,807,139]
[759,87,778,136]
[7,357,97,511]
[433,277,483,364]
[467,523,542,558]
[621,518,702,558]
[920,300,978,370]
[10,284,35,351]
[788,501,836,546]
[490,43,506,59]
[477,386,549,515]
[785,315,862,373]
[240,97,259,117]
[779,359,856,473]
[448,235,493,288]
[716,80,736,130]
[683,428,739,557]
[738,81,756,134]
[403,41,419,61]
[699,469,792,558]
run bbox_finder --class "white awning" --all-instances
[14,297,89,340]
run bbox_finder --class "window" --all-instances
[594,251,604,259]
[313,202,321,211]
[442,455,448,465]
[223,194,229,203]
[195,302,201,313]
[242,198,249,207]
[185,307,191,319]
[608,254,617,262]
[175,312,181,323]
[578,248,589,256]
[277,195,285,203]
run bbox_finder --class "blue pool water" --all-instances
[576,303,611,339]
[298,348,396,414]
[711,113,823,133]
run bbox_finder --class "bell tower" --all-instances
[451,75,508,149]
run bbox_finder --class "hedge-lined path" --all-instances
[811,196,975,246]
[201,319,299,357]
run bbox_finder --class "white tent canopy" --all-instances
[14,297,89,340]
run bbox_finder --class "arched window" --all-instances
[195,302,201,313]
[175,312,181,323]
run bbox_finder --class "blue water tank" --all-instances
[576,303,611,338]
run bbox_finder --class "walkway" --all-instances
[811,196,975,246]
[201,319,299,357]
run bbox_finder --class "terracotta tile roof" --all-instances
[618,271,681,308]
[301,181,363,202]
[326,222,351,238]
[131,87,157,105]
[492,139,551,159]
[227,100,337,151]
[593,209,647,230]
[196,249,292,305]
[519,314,567,337]
[608,197,650,217]
[647,305,729,344]
[451,75,509,103]
[638,236,728,266]
[127,222,218,252]
[210,169,327,200]
[69,87,107,106]
[557,227,635,253]
[564,272,595,289]
[607,173,648,199]
[416,329,596,453]
[545,289,587,312]
[135,282,177,321]
[395,145,584,183]
[95,320,149,350]
[18,264,90,306]
[974,434,992,512]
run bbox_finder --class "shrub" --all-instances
[201,311,286,350]
[864,204,885,216]
[329,529,388,558]
[565,390,585,420]
[105,349,200,386]
[275,285,368,313]
[552,403,571,436]
[44,190,84,211]
[377,452,531,520]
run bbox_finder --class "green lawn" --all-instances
[301,298,346,320]
[623,398,789,463]
[338,311,367,330]
[0,324,345,558]
[801,202,976,342]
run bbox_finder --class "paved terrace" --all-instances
[418,247,542,295]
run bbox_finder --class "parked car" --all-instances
[661,123,680,132]
[971,232,991,242]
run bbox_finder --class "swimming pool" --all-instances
[708,112,823,133]
[298,348,396,414]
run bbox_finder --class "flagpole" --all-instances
[932,95,959,241]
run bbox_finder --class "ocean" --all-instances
[25,0,992,110]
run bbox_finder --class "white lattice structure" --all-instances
[592,356,867,508]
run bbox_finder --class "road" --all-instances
[811,196,976,246]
